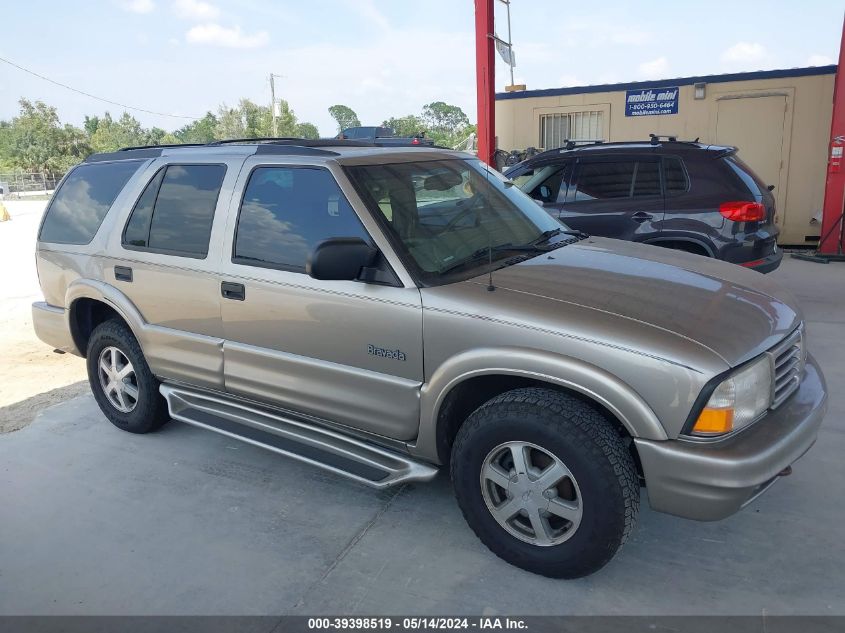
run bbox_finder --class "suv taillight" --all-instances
[720,201,765,222]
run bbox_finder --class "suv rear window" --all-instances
[39,160,144,244]
[123,164,226,258]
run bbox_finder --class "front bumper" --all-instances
[635,354,827,521]
[32,301,79,355]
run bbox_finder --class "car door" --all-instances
[219,157,424,441]
[556,156,664,241]
[509,160,573,220]
[107,156,243,391]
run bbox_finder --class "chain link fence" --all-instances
[0,171,62,198]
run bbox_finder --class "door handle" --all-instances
[631,211,653,223]
[114,266,133,282]
[221,281,245,301]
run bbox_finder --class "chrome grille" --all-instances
[769,326,805,409]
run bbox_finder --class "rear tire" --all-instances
[450,388,639,578]
[86,320,169,434]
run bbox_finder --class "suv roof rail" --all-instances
[118,142,206,151]
[205,137,374,147]
[562,138,604,150]
[649,134,678,144]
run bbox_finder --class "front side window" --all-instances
[347,159,563,286]
[574,160,661,201]
[123,164,226,258]
[233,167,371,273]
[574,162,635,201]
[40,160,144,244]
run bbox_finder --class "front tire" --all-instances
[86,320,169,434]
[450,388,639,578]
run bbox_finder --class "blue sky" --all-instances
[0,0,841,136]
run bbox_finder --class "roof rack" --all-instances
[118,142,206,151]
[649,134,677,144]
[562,138,604,150]
[205,137,373,147]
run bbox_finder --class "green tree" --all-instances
[89,112,147,152]
[2,99,88,173]
[421,101,471,146]
[175,112,219,143]
[294,122,320,139]
[215,99,318,139]
[328,104,361,133]
[382,115,425,138]
[83,115,101,137]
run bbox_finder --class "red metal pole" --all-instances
[475,0,495,166]
[818,15,845,254]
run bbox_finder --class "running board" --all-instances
[160,384,438,489]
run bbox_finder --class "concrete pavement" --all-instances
[1,256,844,615]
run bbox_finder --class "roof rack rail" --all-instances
[649,134,677,144]
[562,138,604,150]
[205,137,373,147]
[118,142,206,151]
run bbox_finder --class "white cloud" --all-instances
[807,54,834,66]
[638,56,669,78]
[173,0,220,21]
[186,23,269,48]
[122,0,155,14]
[721,41,767,65]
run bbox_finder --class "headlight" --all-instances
[691,355,772,436]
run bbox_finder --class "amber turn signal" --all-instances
[692,407,734,435]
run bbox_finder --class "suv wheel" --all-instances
[450,388,639,578]
[86,320,169,434]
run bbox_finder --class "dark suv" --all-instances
[504,138,782,272]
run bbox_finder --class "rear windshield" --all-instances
[39,160,144,244]
[723,155,768,197]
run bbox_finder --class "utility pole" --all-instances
[269,73,277,137]
[269,73,285,136]
[502,0,514,87]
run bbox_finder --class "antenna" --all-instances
[482,62,495,292]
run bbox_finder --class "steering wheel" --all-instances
[439,196,484,234]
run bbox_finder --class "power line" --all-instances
[0,54,201,120]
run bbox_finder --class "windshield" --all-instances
[346,159,566,285]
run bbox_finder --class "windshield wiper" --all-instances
[530,227,590,246]
[438,243,546,275]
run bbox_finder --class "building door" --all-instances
[714,95,788,226]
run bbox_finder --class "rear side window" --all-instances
[123,164,226,258]
[632,162,661,197]
[39,160,144,244]
[664,157,689,194]
[233,167,370,273]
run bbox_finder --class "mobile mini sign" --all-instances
[625,86,679,117]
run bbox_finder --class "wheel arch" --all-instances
[66,279,146,358]
[644,236,714,257]
[412,348,667,466]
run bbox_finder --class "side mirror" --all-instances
[306,237,378,281]
[538,185,552,201]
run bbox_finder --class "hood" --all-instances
[470,237,800,366]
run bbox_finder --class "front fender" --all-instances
[410,346,667,464]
